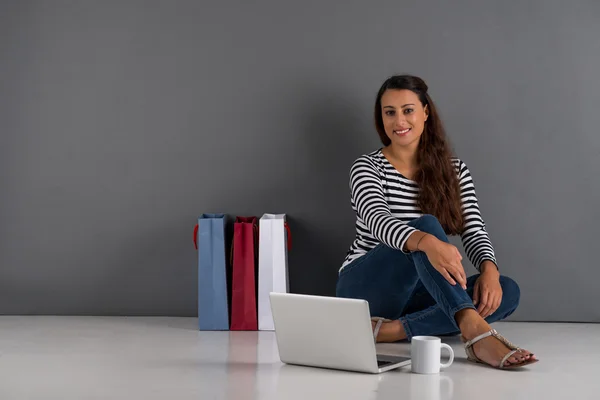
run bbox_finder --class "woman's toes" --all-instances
[506,350,537,366]
[507,357,521,366]
[519,350,532,359]
[509,355,522,364]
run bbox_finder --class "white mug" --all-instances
[411,336,454,374]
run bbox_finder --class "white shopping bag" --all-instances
[258,213,291,331]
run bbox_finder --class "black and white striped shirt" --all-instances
[341,149,497,272]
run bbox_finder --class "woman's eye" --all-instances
[404,108,414,114]
[385,111,395,116]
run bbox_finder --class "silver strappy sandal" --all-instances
[461,329,538,369]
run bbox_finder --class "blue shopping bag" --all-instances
[193,213,229,330]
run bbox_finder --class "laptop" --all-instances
[269,292,411,373]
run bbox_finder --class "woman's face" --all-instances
[381,89,428,148]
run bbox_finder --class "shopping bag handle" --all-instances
[285,222,292,250]
[193,224,199,250]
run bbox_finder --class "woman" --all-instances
[336,75,538,369]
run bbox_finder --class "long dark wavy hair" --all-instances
[374,75,464,235]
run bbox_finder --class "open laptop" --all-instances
[269,292,411,373]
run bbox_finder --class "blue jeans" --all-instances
[336,215,520,340]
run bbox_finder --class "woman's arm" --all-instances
[457,160,498,272]
[480,260,499,274]
[350,156,417,252]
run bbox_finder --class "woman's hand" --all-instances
[473,264,502,318]
[418,234,467,289]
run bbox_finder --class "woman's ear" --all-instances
[424,104,429,121]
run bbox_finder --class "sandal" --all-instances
[371,317,391,342]
[461,329,538,369]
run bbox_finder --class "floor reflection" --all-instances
[404,373,454,400]
[219,330,455,400]
[274,364,383,400]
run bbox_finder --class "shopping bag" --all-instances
[193,213,229,330]
[257,213,292,331]
[230,216,259,331]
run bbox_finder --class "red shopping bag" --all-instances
[230,216,259,331]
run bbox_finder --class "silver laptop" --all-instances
[269,292,411,373]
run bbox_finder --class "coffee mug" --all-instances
[411,336,454,374]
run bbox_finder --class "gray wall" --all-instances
[1,0,599,321]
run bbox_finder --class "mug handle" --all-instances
[440,343,454,369]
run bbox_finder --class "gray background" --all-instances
[1,0,599,321]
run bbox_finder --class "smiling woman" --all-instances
[375,76,465,235]
[336,75,538,370]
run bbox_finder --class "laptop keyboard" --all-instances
[376,355,410,368]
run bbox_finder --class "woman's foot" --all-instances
[371,319,407,342]
[457,310,537,368]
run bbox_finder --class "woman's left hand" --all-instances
[473,264,502,318]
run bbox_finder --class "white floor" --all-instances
[0,317,598,399]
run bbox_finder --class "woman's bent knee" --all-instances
[499,275,520,309]
[410,214,448,242]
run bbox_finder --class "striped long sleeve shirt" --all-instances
[341,149,497,272]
